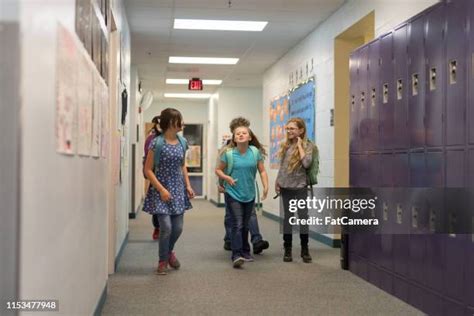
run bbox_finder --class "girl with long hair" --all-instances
[275,117,317,263]
[143,108,195,275]
[216,125,269,268]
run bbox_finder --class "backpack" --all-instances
[143,134,188,179]
[306,142,319,186]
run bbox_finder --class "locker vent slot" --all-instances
[371,89,376,107]
[383,202,389,221]
[411,206,419,229]
[412,73,419,96]
[449,60,457,84]
[430,68,437,91]
[429,208,436,233]
[396,204,402,224]
[360,92,365,108]
[351,95,355,112]
[397,79,403,100]
[383,84,389,104]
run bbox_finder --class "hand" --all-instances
[296,136,303,147]
[187,186,195,199]
[225,176,237,186]
[160,189,172,202]
[261,187,268,201]
[275,182,280,194]
[217,184,225,193]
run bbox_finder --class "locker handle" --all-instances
[429,208,436,233]
[396,203,402,224]
[397,79,403,100]
[412,74,419,96]
[383,84,388,104]
[449,60,457,84]
[383,202,389,221]
[411,206,419,229]
[351,95,355,112]
[430,68,437,91]
[360,92,365,108]
[371,89,376,107]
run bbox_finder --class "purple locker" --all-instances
[379,33,394,150]
[349,153,358,187]
[468,0,474,145]
[378,268,393,295]
[392,275,409,303]
[392,153,410,277]
[410,151,426,187]
[425,4,446,148]
[368,39,381,152]
[350,52,360,154]
[368,263,382,289]
[407,16,426,149]
[393,24,410,150]
[467,148,474,307]
[423,290,445,316]
[408,283,425,312]
[446,0,468,146]
[358,46,369,152]
[442,298,464,316]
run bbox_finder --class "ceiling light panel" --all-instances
[174,19,268,32]
[169,56,239,64]
[164,93,211,99]
[166,79,222,85]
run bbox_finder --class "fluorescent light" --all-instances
[169,56,239,65]
[164,93,211,99]
[166,79,222,85]
[174,19,268,32]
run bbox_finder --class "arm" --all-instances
[144,150,171,201]
[298,138,312,169]
[182,163,195,199]
[257,160,269,200]
[215,160,237,186]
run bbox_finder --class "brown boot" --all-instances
[283,246,292,262]
[301,246,312,263]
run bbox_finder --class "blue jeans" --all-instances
[225,194,253,260]
[157,214,184,262]
[224,203,262,244]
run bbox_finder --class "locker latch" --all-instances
[396,204,403,224]
[449,60,457,84]
[383,202,388,221]
[397,79,403,100]
[448,210,456,237]
[383,84,388,104]
[360,92,365,108]
[430,68,437,91]
[351,95,355,112]
[429,208,436,233]
[412,74,419,96]
[411,206,418,229]
[371,89,376,107]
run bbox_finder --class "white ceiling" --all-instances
[124,0,346,101]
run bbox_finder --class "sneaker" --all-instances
[242,253,254,262]
[223,240,231,251]
[253,240,270,254]
[168,252,181,269]
[152,228,160,240]
[155,261,168,275]
[232,257,245,268]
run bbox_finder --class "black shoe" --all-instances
[224,241,231,251]
[253,240,269,254]
[301,246,312,263]
[283,247,292,262]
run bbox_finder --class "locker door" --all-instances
[378,154,393,271]
[468,0,474,145]
[425,5,446,148]
[380,33,394,150]
[393,24,410,150]
[408,16,426,149]
[368,39,381,152]
[349,153,358,187]
[466,148,474,307]
[359,46,369,152]
[446,0,468,146]
[349,52,360,153]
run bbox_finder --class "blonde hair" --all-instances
[277,118,315,172]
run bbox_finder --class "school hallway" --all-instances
[102,200,421,316]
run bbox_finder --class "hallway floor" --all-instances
[102,200,422,316]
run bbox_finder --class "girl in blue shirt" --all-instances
[216,126,269,268]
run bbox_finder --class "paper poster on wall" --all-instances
[269,95,289,169]
[55,24,77,155]
[111,132,120,185]
[100,77,109,158]
[91,71,101,157]
[289,79,315,141]
[186,145,202,168]
[77,51,93,156]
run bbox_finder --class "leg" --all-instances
[224,202,232,242]
[157,215,172,262]
[249,206,262,244]
[169,214,184,253]
[226,194,245,261]
[241,201,253,256]
[280,189,294,262]
[295,188,312,263]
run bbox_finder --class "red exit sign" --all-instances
[188,78,203,90]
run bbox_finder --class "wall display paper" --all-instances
[91,71,101,157]
[289,79,315,141]
[186,145,202,168]
[77,51,93,156]
[269,95,289,169]
[55,24,77,155]
[100,77,109,158]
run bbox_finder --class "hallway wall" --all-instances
[17,0,131,314]
[262,0,438,223]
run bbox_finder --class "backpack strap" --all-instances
[224,148,234,176]
[153,134,188,169]
[177,134,189,166]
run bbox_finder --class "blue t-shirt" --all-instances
[221,147,262,203]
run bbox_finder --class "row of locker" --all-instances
[349,234,474,315]
[350,147,474,188]
[349,0,474,154]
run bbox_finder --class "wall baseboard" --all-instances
[261,210,341,248]
[210,199,225,208]
[93,284,107,316]
[114,232,129,272]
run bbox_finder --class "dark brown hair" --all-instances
[159,108,183,132]
[229,117,250,133]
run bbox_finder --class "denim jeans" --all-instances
[225,193,253,260]
[152,214,160,228]
[157,214,184,262]
[280,187,309,248]
[224,203,262,244]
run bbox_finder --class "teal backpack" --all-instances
[153,134,188,170]
[306,142,319,186]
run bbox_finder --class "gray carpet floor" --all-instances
[101,200,422,316]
